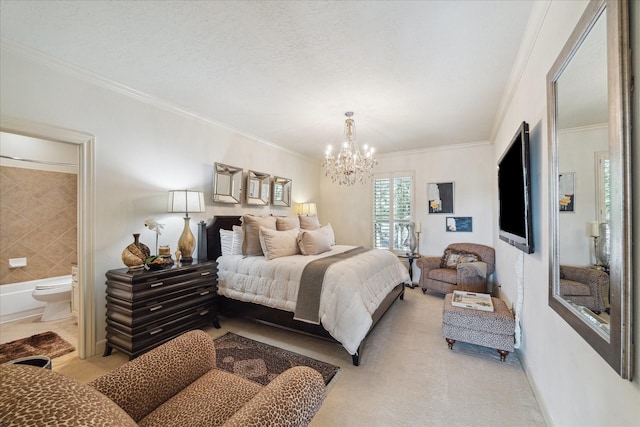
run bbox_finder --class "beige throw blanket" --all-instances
[458,261,488,278]
[294,246,369,324]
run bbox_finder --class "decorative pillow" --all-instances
[441,249,482,269]
[276,216,300,231]
[231,225,243,255]
[241,215,277,256]
[318,223,336,246]
[297,228,331,256]
[299,215,320,230]
[220,229,233,256]
[259,227,300,261]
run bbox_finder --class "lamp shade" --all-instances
[297,202,317,216]
[168,190,205,215]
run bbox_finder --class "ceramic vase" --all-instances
[121,233,150,270]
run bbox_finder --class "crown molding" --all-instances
[377,140,491,159]
[489,1,552,141]
[0,38,313,162]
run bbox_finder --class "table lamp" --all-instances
[297,202,317,216]
[168,190,205,263]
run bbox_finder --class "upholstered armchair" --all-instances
[559,265,608,314]
[0,330,325,427]
[417,243,495,295]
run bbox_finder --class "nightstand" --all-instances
[398,253,421,288]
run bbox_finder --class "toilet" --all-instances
[32,282,72,321]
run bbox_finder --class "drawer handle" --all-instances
[200,271,211,276]
[149,328,163,335]
[150,282,164,288]
[149,305,163,311]
[200,310,210,316]
[199,290,210,296]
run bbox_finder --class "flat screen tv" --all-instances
[498,121,534,254]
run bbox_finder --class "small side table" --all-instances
[398,253,420,289]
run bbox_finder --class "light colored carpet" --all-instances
[37,290,546,426]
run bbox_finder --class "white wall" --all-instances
[320,143,494,259]
[0,47,321,352]
[492,1,639,426]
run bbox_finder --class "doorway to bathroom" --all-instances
[0,132,79,357]
[0,117,95,359]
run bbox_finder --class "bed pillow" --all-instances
[297,228,331,256]
[231,225,244,255]
[440,249,482,269]
[299,215,320,230]
[318,223,335,246]
[241,215,277,256]
[259,227,300,261]
[276,216,300,231]
[220,229,233,256]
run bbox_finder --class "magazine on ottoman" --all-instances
[451,290,494,312]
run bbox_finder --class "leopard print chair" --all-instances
[0,330,325,427]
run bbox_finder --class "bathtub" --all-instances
[0,275,72,324]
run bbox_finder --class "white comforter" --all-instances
[217,245,410,354]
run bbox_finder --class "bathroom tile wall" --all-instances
[0,166,77,285]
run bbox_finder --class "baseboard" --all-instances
[94,338,107,359]
[516,339,555,426]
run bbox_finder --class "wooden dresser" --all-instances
[103,260,219,359]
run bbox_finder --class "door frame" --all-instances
[0,116,95,359]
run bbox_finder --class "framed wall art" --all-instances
[446,216,472,232]
[558,172,575,212]
[427,182,454,214]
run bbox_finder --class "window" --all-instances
[373,172,414,251]
[595,151,610,223]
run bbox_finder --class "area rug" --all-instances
[213,332,339,386]
[0,331,75,364]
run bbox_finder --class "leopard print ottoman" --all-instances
[442,292,515,361]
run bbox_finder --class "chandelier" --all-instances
[322,112,377,185]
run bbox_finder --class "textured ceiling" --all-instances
[0,0,536,158]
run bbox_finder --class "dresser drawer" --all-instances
[107,284,215,313]
[106,313,214,356]
[107,302,214,335]
[106,269,216,301]
[106,286,215,326]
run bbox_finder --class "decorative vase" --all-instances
[121,233,150,270]
[403,222,417,254]
[177,216,195,264]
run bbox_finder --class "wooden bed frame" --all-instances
[205,215,405,366]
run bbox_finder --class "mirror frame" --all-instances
[271,176,292,207]
[246,170,271,206]
[547,0,633,379]
[213,163,243,204]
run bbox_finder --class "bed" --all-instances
[205,215,409,365]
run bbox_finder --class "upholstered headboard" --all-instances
[206,216,242,260]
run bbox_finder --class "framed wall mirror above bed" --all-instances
[271,176,291,207]
[213,163,243,204]
[547,0,633,379]
[246,170,271,205]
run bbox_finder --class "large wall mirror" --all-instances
[246,170,271,205]
[213,163,243,204]
[547,0,633,379]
